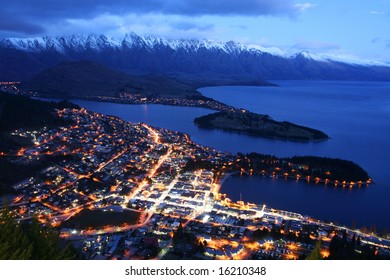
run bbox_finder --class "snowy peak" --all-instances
[3,34,122,53]
[2,33,387,67]
[294,51,325,61]
[1,33,264,55]
[1,33,390,82]
[291,50,389,67]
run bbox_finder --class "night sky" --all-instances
[1,0,389,62]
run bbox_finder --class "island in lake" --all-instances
[194,110,329,141]
[1,60,330,142]
[1,92,383,262]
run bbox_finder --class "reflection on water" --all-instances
[43,80,390,229]
[200,81,390,229]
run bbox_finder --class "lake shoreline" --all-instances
[34,81,390,230]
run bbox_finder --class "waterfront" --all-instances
[6,88,389,260]
[65,81,390,230]
[201,81,390,230]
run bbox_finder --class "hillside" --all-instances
[0,92,77,134]
[21,60,202,99]
[0,93,78,195]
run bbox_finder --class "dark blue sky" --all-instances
[1,0,389,62]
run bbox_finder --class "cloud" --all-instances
[229,25,248,30]
[46,13,217,41]
[293,40,340,51]
[369,11,385,15]
[0,0,306,37]
[0,12,45,35]
[162,0,300,16]
[386,40,390,49]
[371,37,390,49]
[4,0,303,17]
[294,3,317,12]
[170,21,214,32]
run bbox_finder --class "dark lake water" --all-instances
[57,80,390,230]
[200,81,390,230]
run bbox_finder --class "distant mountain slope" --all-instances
[1,33,390,81]
[22,60,132,97]
[21,60,202,98]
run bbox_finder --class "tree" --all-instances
[307,240,323,260]
[173,223,184,245]
[0,208,33,259]
[0,207,79,259]
[356,236,361,246]
[381,228,389,238]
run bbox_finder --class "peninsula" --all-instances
[194,111,329,142]
[1,61,329,142]
[1,92,386,262]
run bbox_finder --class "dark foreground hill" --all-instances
[21,60,203,99]
[0,92,77,195]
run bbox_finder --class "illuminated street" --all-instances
[3,108,390,260]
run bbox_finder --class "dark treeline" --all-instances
[194,111,329,141]
[287,156,369,182]
[0,93,79,195]
[0,207,80,259]
[194,111,271,126]
[282,121,329,140]
[184,152,370,184]
[182,159,219,172]
[240,153,370,182]
[170,223,204,259]
[0,92,78,133]
[327,231,387,260]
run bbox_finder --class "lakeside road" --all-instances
[1,98,388,259]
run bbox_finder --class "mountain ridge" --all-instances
[1,33,390,81]
[2,33,388,65]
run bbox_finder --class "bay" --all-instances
[200,81,390,230]
[52,80,390,230]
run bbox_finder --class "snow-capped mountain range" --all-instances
[1,33,389,81]
[2,33,269,54]
[2,33,387,66]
